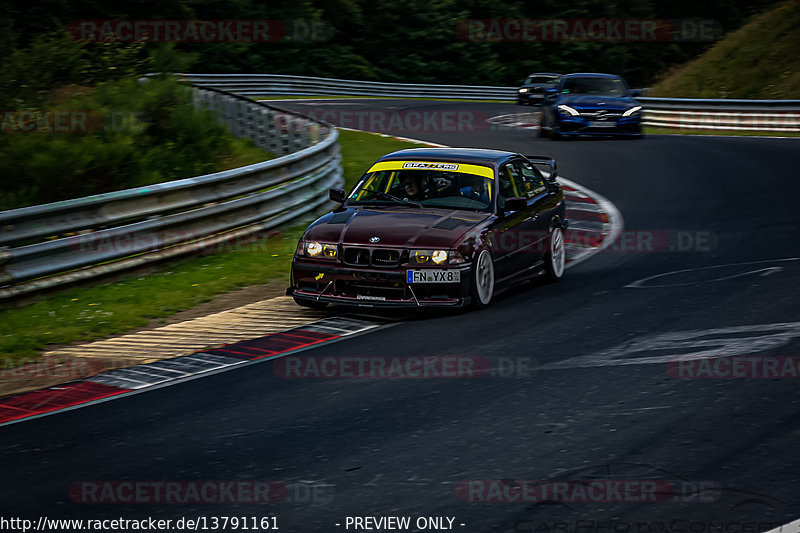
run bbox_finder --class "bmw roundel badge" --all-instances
[369,236,380,243]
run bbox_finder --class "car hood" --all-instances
[519,83,553,90]
[558,94,637,110]
[304,207,490,249]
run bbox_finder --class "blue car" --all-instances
[540,73,643,139]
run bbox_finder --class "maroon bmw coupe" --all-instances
[287,147,567,309]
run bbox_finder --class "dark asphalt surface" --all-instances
[2,99,800,532]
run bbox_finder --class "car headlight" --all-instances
[431,250,448,264]
[303,241,338,259]
[519,88,529,93]
[410,249,449,265]
[557,105,580,117]
[622,105,642,117]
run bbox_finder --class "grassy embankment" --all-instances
[645,1,800,137]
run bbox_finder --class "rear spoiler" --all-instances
[524,155,558,182]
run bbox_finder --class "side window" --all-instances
[497,165,513,210]
[515,161,547,199]
[504,164,526,197]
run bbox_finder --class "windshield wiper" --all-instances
[359,188,422,208]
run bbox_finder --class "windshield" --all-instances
[525,76,559,85]
[561,77,627,97]
[347,168,494,211]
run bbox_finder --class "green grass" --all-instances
[644,126,800,137]
[649,1,800,99]
[0,129,427,363]
[217,138,274,171]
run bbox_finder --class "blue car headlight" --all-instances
[622,105,642,117]
[557,104,580,117]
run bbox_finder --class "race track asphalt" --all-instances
[1,99,799,533]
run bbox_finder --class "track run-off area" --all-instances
[1,98,799,533]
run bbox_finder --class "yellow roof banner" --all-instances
[367,160,495,179]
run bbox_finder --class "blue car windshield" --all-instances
[525,76,558,85]
[562,78,627,97]
[347,170,494,212]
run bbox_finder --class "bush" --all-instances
[0,77,267,209]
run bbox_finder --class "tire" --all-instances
[543,226,566,282]
[294,297,328,310]
[538,125,549,138]
[551,127,562,140]
[470,248,495,308]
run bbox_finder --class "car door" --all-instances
[514,159,554,264]
[491,161,539,278]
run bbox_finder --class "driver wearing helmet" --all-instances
[400,174,426,201]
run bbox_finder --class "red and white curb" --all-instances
[0,317,386,426]
[559,176,624,267]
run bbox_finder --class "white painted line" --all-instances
[626,258,799,288]
[763,518,800,533]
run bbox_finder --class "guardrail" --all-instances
[0,87,343,299]
[638,97,800,132]
[184,74,800,132]
[182,73,517,100]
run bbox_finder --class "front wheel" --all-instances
[543,226,566,282]
[470,248,495,308]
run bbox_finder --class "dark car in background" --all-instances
[287,148,568,310]
[517,73,561,105]
[540,73,643,139]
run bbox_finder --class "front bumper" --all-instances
[517,92,546,105]
[555,114,642,136]
[288,260,473,308]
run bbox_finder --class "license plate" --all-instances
[357,294,386,301]
[407,270,461,284]
[588,121,616,128]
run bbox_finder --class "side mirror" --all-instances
[544,87,558,96]
[524,155,558,182]
[329,187,345,203]
[504,197,527,213]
